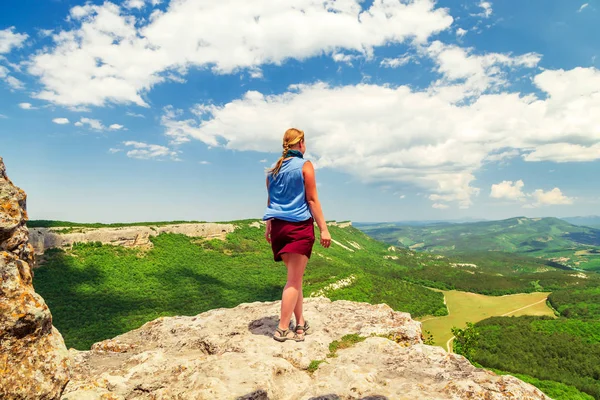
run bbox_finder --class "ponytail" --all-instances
[268,128,304,177]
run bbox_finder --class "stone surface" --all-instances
[29,223,236,255]
[0,157,70,399]
[62,297,549,400]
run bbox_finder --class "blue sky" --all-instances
[1,0,599,223]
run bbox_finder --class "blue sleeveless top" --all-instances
[263,157,313,222]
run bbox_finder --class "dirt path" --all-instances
[445,296,549,353]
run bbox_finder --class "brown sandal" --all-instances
[273,327,304,342]
[294,320,310,336]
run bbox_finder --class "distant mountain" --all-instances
[354,217,487,227]
[358,217,600,271]
[561,216,600,229]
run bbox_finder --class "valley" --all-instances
[28,217,600,400]
[419,290,555,351]
[357,217,600,271]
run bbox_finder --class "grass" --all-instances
[307,360,327,373]
[33,221,447,349]
[419,290,555,350]
[327,333,367,357]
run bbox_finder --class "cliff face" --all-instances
[63,297,550,400]
[0,157,70,399]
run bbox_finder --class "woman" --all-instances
[263,128,331,342]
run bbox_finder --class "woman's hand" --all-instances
[265,220,272,243]
[320,229,331,248]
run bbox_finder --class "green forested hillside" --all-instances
[33,221,448,350]
[457,316,600,399]
[358,217,600,271]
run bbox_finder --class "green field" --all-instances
[358,217,600,271]
[33,220,448,349]
[419,290,554,350]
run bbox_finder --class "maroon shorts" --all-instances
[270,218,315,262]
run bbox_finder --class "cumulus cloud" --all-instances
[490,180,574,207]
[27,0,452,107]
[73,117,124,131]
[18,102,36,110]
[490,180,525,200]
[432,203,449,209]
[0,27,28,54]
[74,117,104,130]
[380,55,412,68]
[123,141,180,160]
[126,112,145,118]
[157,56,600,209]
[52,118,70,124]
[456,28,468,38]
[474,1,493,18]
[123,0,146,9]
[530,188,574,206]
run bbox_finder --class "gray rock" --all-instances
[62,297,549,399]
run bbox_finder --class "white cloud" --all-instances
[199,160,210,165]
[27,0,453,107]
[0,27,28,54]
[578,3,589,12]
[490,180,525,200]
[485,149,520,163]
[75,117,104,130]
[1,65,25,90]
[425,41,541,98]
[332,53,358,65]
[18,102,36,110]
[52,118,70,124]
[399,195,406,199]
[158,59,600,208]
[432,203,449,209]
[38,29,54,38]
[523,143,600,163]
[72,118,124,131]
[109,148,123,153]
[530,188,574,206]
[380,55,412,68]
[124,0,146,9]
[123,141,180,160]
[259,159,267,163]
[126,112,145,118]
[456,28,468,38]
[474,1,493,18]
[490,180,574,207]
[5,76,24,90]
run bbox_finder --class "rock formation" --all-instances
[0,157,70,399]
[63,298,550,399]
[29,223,236,255]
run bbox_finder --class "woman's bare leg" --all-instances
[276,253,308,336]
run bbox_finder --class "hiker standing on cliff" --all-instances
[263,128,331,342]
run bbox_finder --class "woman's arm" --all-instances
[265,176,271,243]
[303,161,331,248]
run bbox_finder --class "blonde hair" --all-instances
[268,128,305,177]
